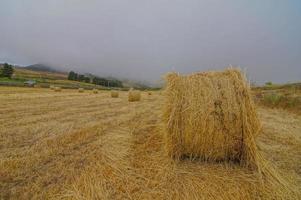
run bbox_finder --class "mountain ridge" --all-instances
[24,64,63,73]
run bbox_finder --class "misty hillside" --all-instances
[1,62,157,89]
[23,64,151,88]
[24,64,61,73]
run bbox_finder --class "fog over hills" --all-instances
[24,64,63,73]
[0,0,300,84]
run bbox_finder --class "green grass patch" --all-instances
[261,93,301,111]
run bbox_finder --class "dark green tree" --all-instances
[74,73,78,81]
[92,77,98,84]
[68,71,123,88]
[68,71,76,80]
[2,63,14,78]
[92,77,106,86]
[78,74,85,82]
[109,79,123,87]
[84,77,90,83]
[265,81,273,86]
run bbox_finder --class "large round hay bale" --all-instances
[111,91,119,98]
[93,89,98,94]
[128,90,141,102]
[78,88,84,93]
[54,87,61,92]
[163,68,261,168]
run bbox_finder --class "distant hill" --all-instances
[13,67,67,80]
[24,64,62,73]
[1,62,158,89]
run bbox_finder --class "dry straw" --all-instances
[111,91,119,98]
[163,68,299,198]
[164,69,260,167]
[128,90,141,102]
[164,69,263,169]
[78,88,84,93]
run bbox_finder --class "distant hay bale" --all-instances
[93,89,98,94]
[54,87,61,92]
[163,68,261,169]
[147,91,152,95]
[50,85,55,90]
[78,88,84,93]
[111,91,119,98]
[128,90,141,102]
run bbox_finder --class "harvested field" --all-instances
[0,87,300,199]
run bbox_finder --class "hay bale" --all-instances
[50,85,55,90]
[93,89,98,94]
[54,87,61,92]
[128,90,141,102]
[111,91,119,98]
[78,88,84,93]
[164,68,261,168]
[147,91,152,95]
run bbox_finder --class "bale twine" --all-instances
[163,68,261,169]
[78,88,84,93]
[54,87,62,92]
[128,90,141,102]
[111,91,119,98]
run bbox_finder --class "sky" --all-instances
[0,0,300,84]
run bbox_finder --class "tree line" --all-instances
[68,71,123,87]
[0,63,14,78]
[67,71,90,83]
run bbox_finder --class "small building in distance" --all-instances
[24,80,36,87]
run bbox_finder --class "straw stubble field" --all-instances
[0,87,300,199]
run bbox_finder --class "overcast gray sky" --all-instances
[0,0,300,84]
